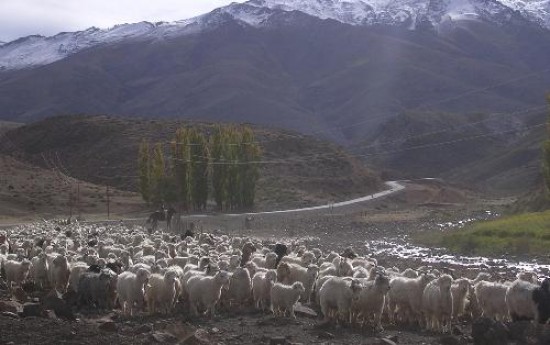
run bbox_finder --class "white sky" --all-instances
[0,0,246,42]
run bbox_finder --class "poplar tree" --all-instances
[172,128,191,210]
[150,142,166,206]
[240,126,261,208]
[189,128,209,210]
[211,126,228,210]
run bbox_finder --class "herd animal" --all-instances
[0,222,550,335]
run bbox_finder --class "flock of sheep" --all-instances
[1,221,550,336]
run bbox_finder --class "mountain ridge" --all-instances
[0,0,549,70]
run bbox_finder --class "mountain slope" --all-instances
[0,115,383,211]
[0,0,548,70]
[0,16,549,143]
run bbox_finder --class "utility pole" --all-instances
[106,185,110,220]
[77,181,80,220]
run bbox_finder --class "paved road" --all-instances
[220,180,405,216]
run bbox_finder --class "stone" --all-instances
[471,318,509,345]
[151,332,178,344]
[317,331,334,340]
[98,321,118,332]
[1,311,20,319]
[294,303,317,317]
[377,337,397,345]
[0,301,21,314]
[22,302,43,317]
[135,324,154,334]
[42,295,76,321]
[439,335,461,345]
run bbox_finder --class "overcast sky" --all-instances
[0,0,246,42]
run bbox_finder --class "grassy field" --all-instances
[415,210,550,257]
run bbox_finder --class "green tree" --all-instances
[211,126,228,210]
[189,128,209,210]
[172,128,191,210]
[150,142,166,206]
[240,126,261,209]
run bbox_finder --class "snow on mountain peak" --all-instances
[0,0,549,71]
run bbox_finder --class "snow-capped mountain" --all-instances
[0,0,549,70]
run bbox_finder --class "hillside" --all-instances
[0,115,383,212]
[362,109,547,195]
[0,12,549,146]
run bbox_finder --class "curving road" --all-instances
[219,180,405,217]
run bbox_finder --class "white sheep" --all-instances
[225,267,252,308]
[319,256,353,278]
[49,255,70,292]
[30,253,49,289]
[252,252,278,269]
[474,280,509,321]
[422,274,453,333]
[4,259,31,289]
[451,278,471,321]
[281,252,316,267]
[187,270,231,317]
[353,274,391,332]
[117,268,151,316]
[145,270,180,314]
[505,279,539,322]
[319,277,363,323]
[270,281,305,318]
[252,270,277,310]
[387,274,434,325]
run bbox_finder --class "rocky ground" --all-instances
[1,181,546,344]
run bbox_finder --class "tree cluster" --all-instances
[138,125,261,211]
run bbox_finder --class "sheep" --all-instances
[3,259,31,289]
[474,280,509,321]
[273,243,288,267]
[30,253,49,289]
[77,268,118,309]
[225,267,252,308]
[270,281,305,318]
[402,268,418,279]
[319,277,363,324]
[533,278,550,324]
[422,274,453,333]
[49,255,70,292]
[451,278,472,321]
[68,263,89,292]
[145,270,180,314]
[505,279,539,322]
[187,270,231,317]
[387,274,434,325]
[252,270,277,310]
[281,252,316,267]
[117,268,150,316]
[517,271,539,284]
[319,257,353,278]
[252,252,278,269]
[353,274,391,332]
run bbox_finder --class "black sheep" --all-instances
[274,243,288,267]
[533,277,550,324]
